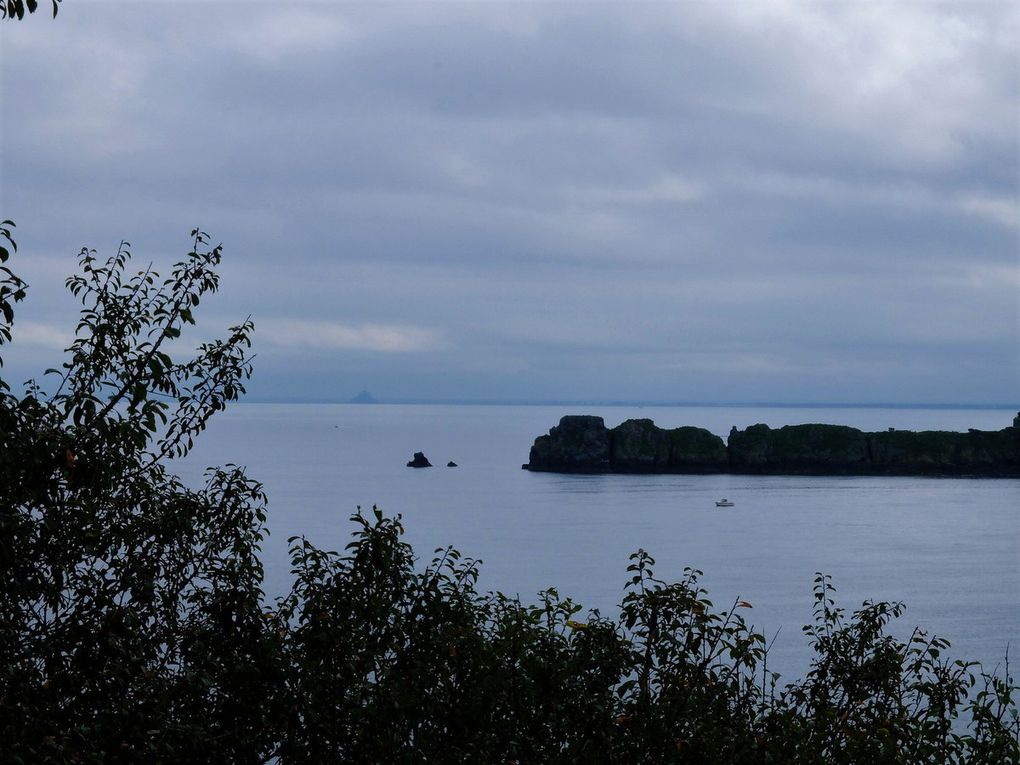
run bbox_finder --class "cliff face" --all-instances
[527,415,612,472]
[728,423,869,472]
[611,419,728,472]
[526,416,727,474]
[523,414,1020,477]
[867,428,1019,474]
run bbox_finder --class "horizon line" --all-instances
[240,398,1020,411]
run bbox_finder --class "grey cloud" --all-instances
[1,1,1016,404]
[260,319,447,353]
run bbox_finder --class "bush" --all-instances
[1,227,1017,763]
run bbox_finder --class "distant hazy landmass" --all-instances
[349,390,378,404]
[348,397,1018,410]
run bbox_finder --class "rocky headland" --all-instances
[522,413,1020,477]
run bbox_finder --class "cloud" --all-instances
[11,321,71,350]
[224,8,356,63]
[0,1,1016,403]
[690,0,1018,165]
[955,193,1020,231]
[259,319,446,353]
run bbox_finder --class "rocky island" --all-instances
[523,413,1020,477]
[406,452,432,468]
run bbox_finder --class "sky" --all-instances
[1,1,1018,405]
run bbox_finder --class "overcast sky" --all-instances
[2,1,1017,404]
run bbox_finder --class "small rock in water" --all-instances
[406,452,432,468]
[447,461,458,467]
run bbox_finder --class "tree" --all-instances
[0,220,27,350]
[1,0,59,21]
[0,226,279,761]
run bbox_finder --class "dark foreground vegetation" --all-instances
[1,225,1018,763]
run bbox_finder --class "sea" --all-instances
[180,403,1019,685]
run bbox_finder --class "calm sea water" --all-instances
[180,404,1019,683]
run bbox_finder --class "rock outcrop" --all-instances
[523,414,1020,477]
[525,415,612,472]
[728,423,869,473]
[406,452,432,468]
[611,418,728,472]
[866,427,1018,475]
[524,416,727,474]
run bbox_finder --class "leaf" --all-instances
[131,382,147,408]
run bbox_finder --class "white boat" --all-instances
[715,498,734,507]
